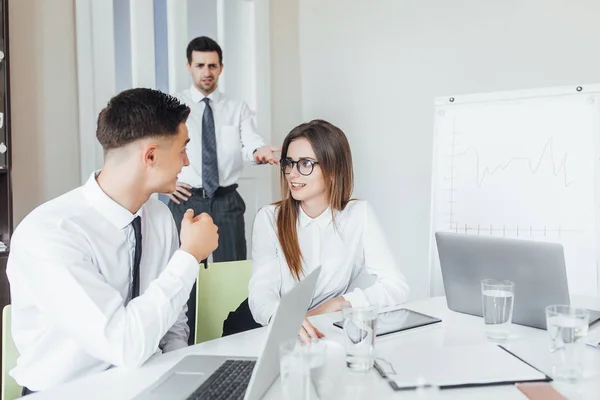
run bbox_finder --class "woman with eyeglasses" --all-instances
[248,119,410,340]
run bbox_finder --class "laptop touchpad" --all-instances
[150,372,205,396]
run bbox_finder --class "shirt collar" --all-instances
[298,206,333,229]
[82,171,143,230]
[190,85,221,104]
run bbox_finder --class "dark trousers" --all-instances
[222,298,261,337]
[168,186,247,344]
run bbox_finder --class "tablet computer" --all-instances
[333,308,441,337]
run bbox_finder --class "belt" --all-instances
[190,184,238,199]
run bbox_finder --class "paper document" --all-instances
[375,344,547,390]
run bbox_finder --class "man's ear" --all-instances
[143,143,159,166]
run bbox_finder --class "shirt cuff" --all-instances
[162,339,189,353]
[265,300,280,326]
[250,149,259,165]
[342,289,370,308]
[168,250,200,281]
[244,142,265,163]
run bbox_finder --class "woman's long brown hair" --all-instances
[275,119,354,280]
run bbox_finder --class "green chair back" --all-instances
[195,260,253,344]
[2,305,21,400]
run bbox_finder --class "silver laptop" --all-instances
[135,266,321,400]
[435,232,600,329]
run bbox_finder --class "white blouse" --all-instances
[249,200,410,325]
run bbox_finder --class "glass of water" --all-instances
[279,339,345,400]
[481,279,515,341]
[545,305,589,382]
[341,304,378,372]
[279,339,310,400]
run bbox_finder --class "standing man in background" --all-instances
[167,36,279,342]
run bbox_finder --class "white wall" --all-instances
[269,0,302,193]
[283,0,600,299]
[9,0,80,225]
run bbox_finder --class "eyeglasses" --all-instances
[280,158,320,176]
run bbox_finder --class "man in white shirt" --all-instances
[166,36,278,341]
[7,88,219,394]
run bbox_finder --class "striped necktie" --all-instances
[202,97,219,198]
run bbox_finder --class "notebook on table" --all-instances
[374,344,551,391]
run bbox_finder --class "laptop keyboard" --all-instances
[185,359,256,400]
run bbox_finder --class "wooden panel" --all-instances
[0,255,9,374]
[0,255,8,308]
[0,173,10,245]
[0,0,7,170]
[0,0,11,393]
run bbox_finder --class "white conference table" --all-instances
[24,296,600,400]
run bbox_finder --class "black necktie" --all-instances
[201,97,219,198]
[131,216,142,298]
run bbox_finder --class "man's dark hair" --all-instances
[96,88,191,151]
[186,36,223,64]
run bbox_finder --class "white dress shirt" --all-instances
[175,87,266,188]
[249,200,410,326]
[6,173,199,391]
